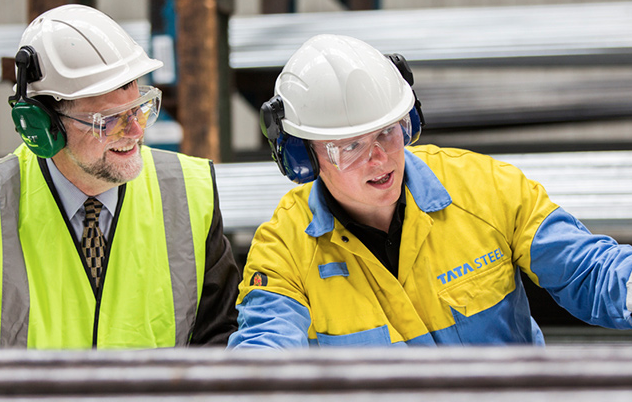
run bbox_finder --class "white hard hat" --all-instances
[275,34,415,141]
[17,4,163,100]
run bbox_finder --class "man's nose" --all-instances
[368,141,388,162]
[123,113,144,137]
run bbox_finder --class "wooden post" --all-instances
[176,0,233,162]
[1,57,16,83]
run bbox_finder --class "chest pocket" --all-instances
[437,259,516,317]
[316,324,396,347]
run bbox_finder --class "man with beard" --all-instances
[2,5,240,348]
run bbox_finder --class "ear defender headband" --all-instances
[385,53,425,145]
[260,53,425,184]
[8,46,66,158]
[260,96,319,184]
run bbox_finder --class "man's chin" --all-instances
[98,155,144,184]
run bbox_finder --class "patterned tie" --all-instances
[81,197,106,289]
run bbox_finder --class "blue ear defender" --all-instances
[260,95,319,184]
[277,134,319,184]
[260,53,424,184]
[406,96,423,146]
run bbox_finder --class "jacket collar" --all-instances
[403,149,452,213]
[305,149,452,237]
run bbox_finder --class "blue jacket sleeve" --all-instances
[531,207,632,329]
[227,289,312,348]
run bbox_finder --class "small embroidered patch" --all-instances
[250,272,268,287]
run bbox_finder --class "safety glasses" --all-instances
[312,115,411,171]
[60,86,162,142]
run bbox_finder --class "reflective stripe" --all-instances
[151,149,197,346]
[0,154,29,347]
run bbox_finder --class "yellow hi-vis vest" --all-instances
[0,145,214,349]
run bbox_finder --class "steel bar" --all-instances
[0,346,630,400]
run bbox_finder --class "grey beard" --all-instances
[77,142,144,184]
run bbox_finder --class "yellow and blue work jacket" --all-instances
[0,145,215,349]
[229,145,632,347]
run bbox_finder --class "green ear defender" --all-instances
[8,46,66,158]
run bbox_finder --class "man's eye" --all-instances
[342,142,360,152]
[131,106,143,117]
[375,126,395,142]
[103,116,119,127]
[139,102,153,113]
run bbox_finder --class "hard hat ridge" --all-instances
[275,34,415,141]
[17,4,163,100]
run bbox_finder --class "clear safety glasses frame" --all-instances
[312,114,411,172]
[60,85,162,142]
